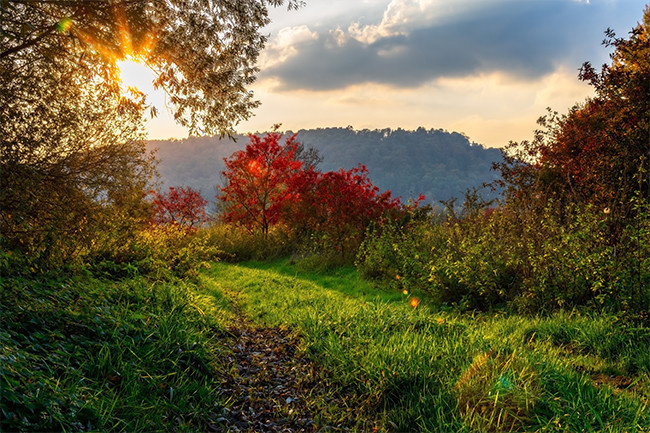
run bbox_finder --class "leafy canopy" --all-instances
[219,133,304,234]
[1,0,302,136]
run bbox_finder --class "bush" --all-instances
[202,224,295,262]
[356,219,442,293]
[356,196,650,317]
[428,209,521,309]
[87,224,222,281]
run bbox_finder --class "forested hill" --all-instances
[147,127,502,204]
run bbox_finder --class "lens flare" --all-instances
[248,160,262,176]
[57,17,73,34]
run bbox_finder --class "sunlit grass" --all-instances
[0,274,230,432]
[200,260,650,432]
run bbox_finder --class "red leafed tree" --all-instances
[288,164,400,257]
[151,186,209,229]
[219,133,303,234]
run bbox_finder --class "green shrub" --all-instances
[356,194,649,315]
[429,210,521,309]
[87,224,223,281]
[202,224,295,262]
[356,219,442,293]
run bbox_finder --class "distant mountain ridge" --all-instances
[147,127,502,206]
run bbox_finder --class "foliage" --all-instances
[201,224,294,262]
[151,186,209,229]
[1,0,302,270]
[0,273,229,432]
[129,225,222,280]
[289,165,401,261]
[356,193,650,315]
[1,0,302,136]
[356,201,438,291]
[219,132,303,235]
[495,6,650,225]
[219,133,400,263]
[0,73,155,267]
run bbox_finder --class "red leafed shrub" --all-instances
[287,164,401,259]
[219,133,402,261]
[151,186,209,229]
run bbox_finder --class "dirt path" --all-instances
[209,317,375,433]
[213,323,321,432]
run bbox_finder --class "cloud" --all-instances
[259,0,614,91]
[241,67,594,148]
[258,25,318,69]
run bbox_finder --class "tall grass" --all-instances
[0,272,228,432]
[200,260,650,432]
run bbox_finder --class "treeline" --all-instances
[148,126,501,206]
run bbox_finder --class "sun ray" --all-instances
[111,1,133,56]
[63,1,161,94]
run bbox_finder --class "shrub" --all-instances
[356,218,442,293]
[202,224,295,262]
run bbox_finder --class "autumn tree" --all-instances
[151,186,209,229]
[497,6,650,222]
[219,133,303,235]
[287,165,400,258]
[219,133,400,258]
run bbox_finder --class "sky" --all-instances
[135,0,647,148]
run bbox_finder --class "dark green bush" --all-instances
[356,219,441,293]
[356,198,650,316]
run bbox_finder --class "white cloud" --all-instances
[347,0,481,44]
[258,25,318,69]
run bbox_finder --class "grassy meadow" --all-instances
[196,260,650,432]
[3,259,649,432]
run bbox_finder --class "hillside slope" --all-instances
[147,127,502,204]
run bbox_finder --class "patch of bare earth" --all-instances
[209,322,378,432]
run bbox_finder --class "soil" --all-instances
[209,320,375,432]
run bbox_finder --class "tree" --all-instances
[219,134,400,259]
[496,6,650,222]
[0,77,155,263]
[219,133,303,234]
[151,186,209,229]
[1,0,301,264]
[1,0,302,136]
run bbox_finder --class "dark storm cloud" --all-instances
[261,0,627,91]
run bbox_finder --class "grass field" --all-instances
[2,261,649,432]
[0,273,229,432]
[198,260,650,432]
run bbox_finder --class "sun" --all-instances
[116,57,157,95]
